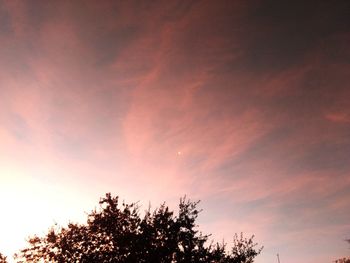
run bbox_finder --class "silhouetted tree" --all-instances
[0,253,7,263]
[335,259,350,263]
[15,193,262,262]
[334,239,350,263]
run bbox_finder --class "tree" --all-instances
[335,259,350,263]
[15,193,262,262]
[334,239,350,263]
[0,253,8,263]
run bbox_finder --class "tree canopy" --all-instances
[14,193,262,263]
[0,253,7,263]
[334,239,350,263]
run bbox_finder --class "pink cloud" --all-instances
[325,112,350,124]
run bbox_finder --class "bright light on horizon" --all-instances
[0,165,96,258]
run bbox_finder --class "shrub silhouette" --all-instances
[15,193,262,262]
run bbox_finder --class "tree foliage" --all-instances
[334,239,350,263]
[15,193,262,262]
[0,253,7,263]
[335,259,350,263]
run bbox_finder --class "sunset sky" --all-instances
[0,1,350,262]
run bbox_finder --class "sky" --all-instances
[0,0,349,262]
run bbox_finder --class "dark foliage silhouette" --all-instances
[0,253,7,263]
[335,259,350,263]
[334,239,350,263]
[15,193,262,262]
